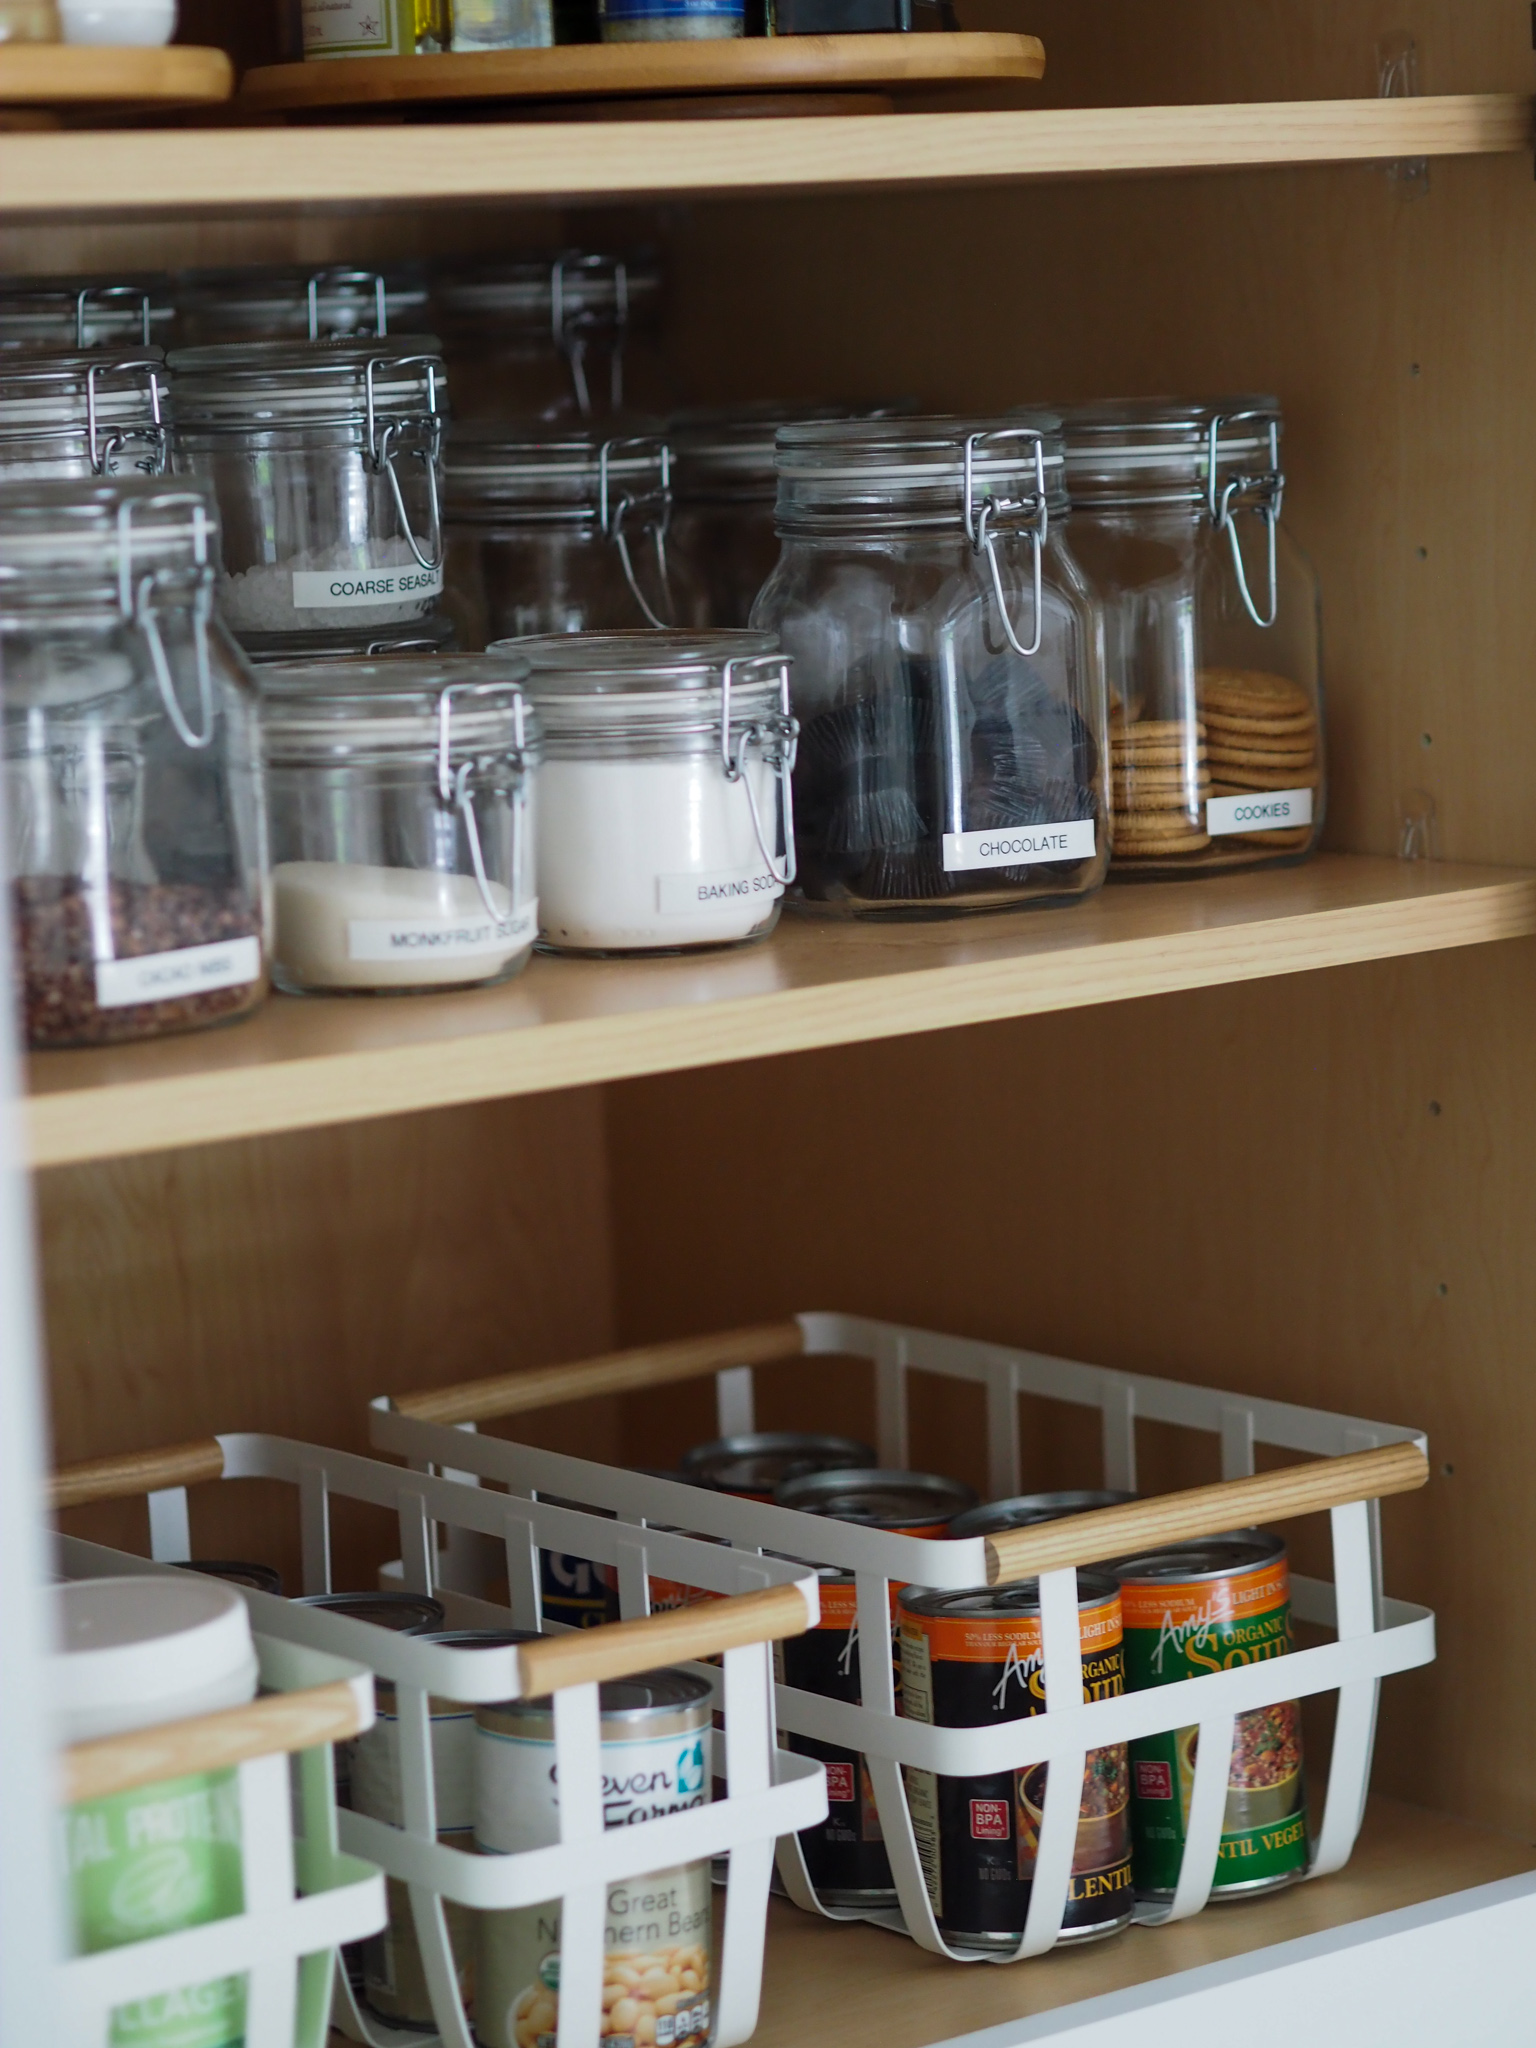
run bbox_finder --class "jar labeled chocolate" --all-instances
[1059,399,1324,875]
[0,350,165,480]
[0,479,269,1049]
[261,656,540,995]
[510,630,795,954]
[167,338,447,640]
[173,266,430,349]
[0,277,170,353]
[752,415,1108,916]
[446,427,672,646]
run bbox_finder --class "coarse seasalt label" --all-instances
[942,819,1097,873]
[347,901,537,963]
[301,0,408,53]
[656,866,782,916]
[1205,788,1315,837]
[95,936,261,1011]
[291,565,444,608]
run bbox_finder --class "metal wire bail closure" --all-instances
[551,254,631,416]
[598,435,674,629]
[86,357,166,477]
[436,683,529,933]
[308,268,388,342]
[75,284,153,351]
[117,491,218,753]
[963,427,1049,660]
[719,655,800,888]
[364,352,447,574]
[1206,409,1284,629]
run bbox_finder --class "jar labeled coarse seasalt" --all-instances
[0,479,269,1049]
[447,427,673,647]
[752,415,1109,916]
[260,655,539,994]
[167,338,447,639]
[172,265,430,348]
[0,350,165,479]
[505,630,795,954]
[1059,398,1324,875]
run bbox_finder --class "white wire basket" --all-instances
[52,1431,827,2048]
[367,1311,1437,1967]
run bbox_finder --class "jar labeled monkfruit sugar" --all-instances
[504,630,796,954]
[752,415,1109,917]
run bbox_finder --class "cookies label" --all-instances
[942,819,1097,872]
[1206,789,1314,837]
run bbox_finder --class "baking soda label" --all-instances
[291,565,444,608]
[942,819,1098,872]
[347,902,536,962]
[1205,788,1314,837]
[95,936,262,1011]
[656,866,782,916]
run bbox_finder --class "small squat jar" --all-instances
[0,276,170,352]
[240,613,456,668]
[172,266,430,348]
[752,414,1108,917]
[0,350,165,480]
[260,656,539,996]
[504,629,795,954]
[0,478,269,1049]
[167,338,447,641]
[1060,397,1324,875]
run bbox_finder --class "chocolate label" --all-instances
[942,819,1097,872]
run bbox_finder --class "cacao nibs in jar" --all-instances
[13,876,265,1050]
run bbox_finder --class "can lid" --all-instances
[775,1467,979,1528]
[683,1431,876,1495]
[54,1575,258,1744]
[420,1629,542,1649]
[296,1590,446,1633]
[259,659,537,758]
[486,1664,713,1721]
[181,1559,283,1596]
[1113,1528,1286,1586]
[898,1570,1121,1621]
[948,1490,1137,1540]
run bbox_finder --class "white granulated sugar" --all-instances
[274,861,533,991]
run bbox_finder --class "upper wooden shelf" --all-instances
[0,93,1525,217]
[24,854,1536,1170]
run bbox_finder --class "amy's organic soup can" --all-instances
[898,1575,1133,1948]
[948,1491,1136,1540]
[473,1667,713,2048]
[682,1432,876,1502]
[1116,1531,1307,1899]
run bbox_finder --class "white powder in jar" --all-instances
[536,752,781,952]
[273,861,536,991]
[219,539,444,634]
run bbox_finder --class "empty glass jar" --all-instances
[1059,397,1324,875]
[172,267,430,348]
[260,655,539,995]
[167,339,447,642]
[0,478,269,1048]
[444,425,673,647]
[0,351,165,480]
[241,614,457,667]
[668,407,829,631]
[0,277,170,352]
[751,414,1108,917]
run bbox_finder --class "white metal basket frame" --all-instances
[48,1608,386,2048]
[53,1432,826,2048]
[369,1311,1436,1968]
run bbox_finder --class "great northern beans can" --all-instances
[682,1432,876,1501]
[473,1668,713,2048]
[1116,1531,1307,1899]
[898,1575,1133,1948]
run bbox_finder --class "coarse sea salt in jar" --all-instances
[501,629,796,954]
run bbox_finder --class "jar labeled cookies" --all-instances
[1059,399,1323,875]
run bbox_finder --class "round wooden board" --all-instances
[0,42,232,107]
[238,31,1044,113]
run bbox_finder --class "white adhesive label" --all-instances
[1206,788,1315,837]
[942,818,1098,872]
[291,565,444,609]
[656,866,782,916]
[348,901,537,963]
[94,935,261,1010]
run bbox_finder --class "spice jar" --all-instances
[504,629,795,953]
[167,338,447,641]
[260,655,539,994]
[172,266,430,348]
[751,414,1108,917]
[1059,398,1324,875]
[0,350,165,480]
[0,276,170,352]
[445,425,673,647]
[1,478,270,1049]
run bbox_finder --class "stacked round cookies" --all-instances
[1201,668,1320,850]
[1110,715,1212,859]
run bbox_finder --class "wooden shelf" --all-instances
[0,42,232,113]
[24,854,1536,1170]
[0,92,1526,217]
[753,1797,1536,2048]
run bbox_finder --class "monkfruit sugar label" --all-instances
[942,820,1097,872]
[348,902,537,962]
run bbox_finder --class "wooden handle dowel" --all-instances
[985,1441,1430,1586]
[63,1679,365,1804]
[516,1582,814,1695]
[50,1437,225,1513]
[392,1322,806,1428]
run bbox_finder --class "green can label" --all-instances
[1121,1554,1307,1895]
[66,1770,246,2048]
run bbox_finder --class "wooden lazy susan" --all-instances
[0,43,233,124]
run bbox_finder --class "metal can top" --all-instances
[1113,1529,1286,1589]
[479,1664,712,1729]
[375,1628,542,1710]
[296,1590,445,1633]
[775,1466,978,1532]
[898,1570,1121,1623]
[683,1430,876,1499]
[948,1489,1136,1540]
[182,1559,282,1596]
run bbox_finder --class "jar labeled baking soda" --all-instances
[505,629,796,954]
[752,415,1108,916]
[1059,398,1324,875]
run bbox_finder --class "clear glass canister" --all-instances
[1060,397,1324,875]
[0,478,269,1049]
[167,339,447,640]
[502,629,795,953]
[0,351,165,480]
[0,276,171,352]
[241,613,457,668]
[171,266,429,349]
[429,251,663,422]
[260,656,539,995]
[445,425,673,647]
[751,414,1108,916]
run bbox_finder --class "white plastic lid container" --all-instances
[55,1575,259,1743]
